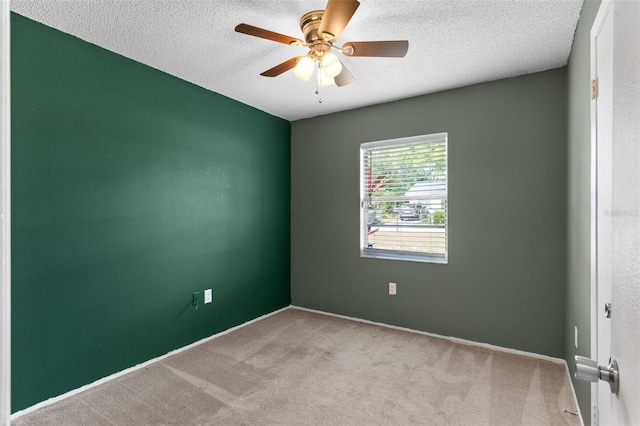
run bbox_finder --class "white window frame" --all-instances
[360,133,448,263]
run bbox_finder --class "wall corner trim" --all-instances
[0,2,11,425]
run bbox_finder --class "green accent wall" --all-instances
[11,13,290,413]
[566,0,600,416]
[291,69,568,358]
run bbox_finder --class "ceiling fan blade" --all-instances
[260,57,305,77]
[318,0,360,41]
[235,23,304,46]
[334,61,355,87]
[342,40,409,57]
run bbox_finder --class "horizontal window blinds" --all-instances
[361,134,447,262]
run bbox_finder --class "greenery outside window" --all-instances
[360,133,448,263]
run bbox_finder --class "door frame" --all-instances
[0,0,10,424]
[590,0,613,423]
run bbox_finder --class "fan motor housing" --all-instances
[300,11,324,44]
[300,10,334,59]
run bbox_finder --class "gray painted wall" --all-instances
[566,0,601,416]
[291,69,568,358]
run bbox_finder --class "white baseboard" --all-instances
[12,304,583,425]
[290,304,567,363]
[563,361,585,426]
[291,305,582,423]
[10,306,289,420]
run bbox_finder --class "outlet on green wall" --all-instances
[11,13,291,413]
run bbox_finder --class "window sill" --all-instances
[360,249,448,264]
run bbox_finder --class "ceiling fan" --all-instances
[235,0,409,87]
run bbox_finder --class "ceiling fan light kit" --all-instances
[235,0,408,91]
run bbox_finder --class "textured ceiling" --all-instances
[10,0,584,121]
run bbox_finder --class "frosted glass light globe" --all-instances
[320,52,342,78]
[294,56,315,81]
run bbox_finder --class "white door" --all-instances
[592,1,613,422]
[591,1,640,424]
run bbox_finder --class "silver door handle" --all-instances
[574,355,619,394]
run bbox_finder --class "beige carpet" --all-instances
[13,308,581,425]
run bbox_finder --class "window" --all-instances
[360,133,448,263]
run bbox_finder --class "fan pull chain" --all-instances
[315,62,323,103]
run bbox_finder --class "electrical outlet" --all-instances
[204,289,212,304]
[389,282,397,295]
